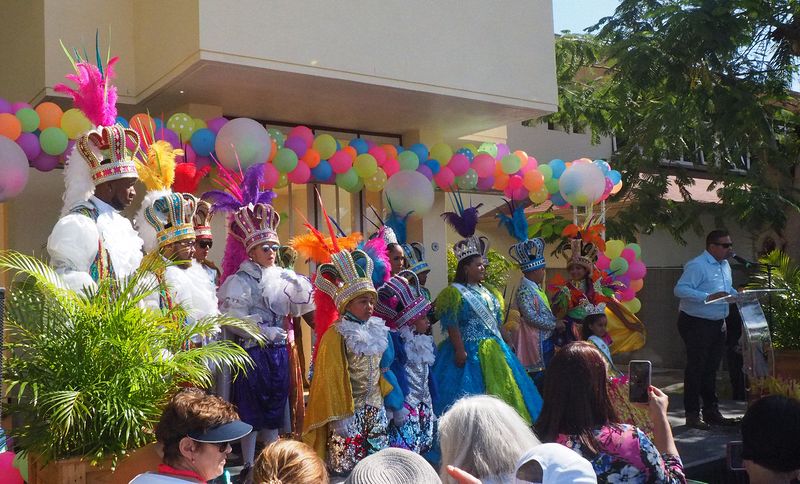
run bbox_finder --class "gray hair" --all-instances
[438,395,541,483]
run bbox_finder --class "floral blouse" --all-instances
[557,423,686,483]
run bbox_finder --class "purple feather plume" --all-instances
[220,229,248,284]
[203,190,243,213]
[441,204,483,238]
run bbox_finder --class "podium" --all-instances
[705,289,783,380]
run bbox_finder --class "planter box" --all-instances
[28,444,160,484]
[775,349,800,380]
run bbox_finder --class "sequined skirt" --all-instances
[326,404,388,475]
[388,402,436,454]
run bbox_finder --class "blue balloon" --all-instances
[594,159,611,174]
[115,116,129,128]
[335,139,341,151]
[312,159,333,181]
[396,145,404,154]
[410,143,429,163]
[425,159,440,175]
[609,169,622,185]
[349,138,369,155]
[550,192,568,207]
[549,159,566,179]
[190,128,216,157]
[456,147,475,161]
[154,117,164,130]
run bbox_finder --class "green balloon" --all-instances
[478,142,498,158]
[344,178,364,193]
[16,108,40,132]
[545,178,560,194]
[273,147,299,173]
[39,127,68,155]
[610,257,629,275]
[539,164,553,180]
[354,153,378,178]
[398,150,420,171]
[501,154,522,174]
[313,134,337,159]
[336,168,359,190]
[268,128,286,147]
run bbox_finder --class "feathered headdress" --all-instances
[559,218,605,272]
[134,140,182,253]
[359,227,392,288]
[366,206,399,246]
[174,162,211,194]
[201,161,276,282]
[384,198,410,246]
[443,190,488,263]
[498,199,545,273]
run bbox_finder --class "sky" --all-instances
[552,0,620,33]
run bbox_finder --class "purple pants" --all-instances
[233,344,289,430]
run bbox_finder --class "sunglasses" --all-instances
[712,242,733,248]
[261,244,281,252]
[197,240,213,249]
[188,438,231,452]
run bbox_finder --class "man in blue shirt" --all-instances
[674,230,740,429]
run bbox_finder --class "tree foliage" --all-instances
[540,0,800,245]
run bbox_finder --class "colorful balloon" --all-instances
[15,132,40,160]
[313,134,337,159]
[215,118,273,170]
[448,153,470,176]
[0,135,29,201]
[604,239,625,259]
[287,161,311,184]
[383,170,435,217]
[273,147,299,173]
[353,153,378,178]
[398,150,420,171]
[190,128,216,157]
[430,143,453,165]
[288,125,314,147]
[15,108,39,133]
[0,113,22,140]
[609,257,629,275]
[167,112,195,141]
[284,136,308,158]
[39,127,68,155]
[501,154,522,174]
[329,151,353,174]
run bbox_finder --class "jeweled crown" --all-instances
[77,125,140,185]
[509,237,546,273]
[402,242,429,275]
[578,299,606,316]
[315,249,377,313]
[375,271,432,330]
[193,199,213,240]
[230,203,280,252]
[564,238,598,272]
[453,235,490,263]
[144,193,198,248]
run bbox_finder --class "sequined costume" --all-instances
[550,277,609,346]
[388,325,436,453]
[509,278,556,374]
[218,259,313,432]
[432,283,543,423]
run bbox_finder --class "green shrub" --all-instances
[751,250,800,350]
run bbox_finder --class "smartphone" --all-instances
[629,360,652,403]
[727,441,745,470]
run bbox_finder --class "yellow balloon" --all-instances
[605,239,625,259]
[60,108,92,139]
[193,118,207,130]
[622,297,641,313]
[528,185,549,204]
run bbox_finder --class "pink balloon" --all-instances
[511,186,527,200]
[195,156,212,170]
[527,156,538,169]
[288,125,314,147]
[368,146,387,166]
[284,136,308,158]
[596,252,611,270]
[618,287,636,302]
[417,165,433,180]
[0,98,11,114]
[0,135,30,201]
[434,166,455,190]
[263,162,280,189]
[476,176,494,190]
[448,153,470,176]
[32,152,59,171]
[207,117,228,134]
[507,174,524,191]
[383,157,400,177]
[621,248,637,263]
[16,132,41,160]
[472,153,495,178]
[0,451,23,484]
[176,144,196,164]
[11,101,31,114]
[329,151,352,174]
[627,260,647,280]
[288,161,311,183]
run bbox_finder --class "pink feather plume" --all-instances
[54,58,119,127]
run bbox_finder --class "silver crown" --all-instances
[509,238,546,273]
[453,235,490,263]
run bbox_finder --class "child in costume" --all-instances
[375,271,436,454]
[300,199,396,475]
[581,307,621,376]
[431,194,543,424]
[384,202,432,301]
[47,52,143,292]
[498,200,557,389]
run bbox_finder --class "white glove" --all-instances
[392,407,411,426]
[262,326,288,343]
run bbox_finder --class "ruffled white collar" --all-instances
[337,316,389,356]
[399,326,436,365]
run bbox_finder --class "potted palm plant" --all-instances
[750,250,800,380]
[0,251,261,483]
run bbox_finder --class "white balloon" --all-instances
[214,118,273,170]
[383,171,434,218]
[0,135,30,202]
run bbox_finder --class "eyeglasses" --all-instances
[197,240,213,250]
[712,242,734,248]
[261,244,281,252]
[188,438,231,452]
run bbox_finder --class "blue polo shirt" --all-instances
[674,250,736,321]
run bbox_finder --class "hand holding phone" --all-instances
[727,441,745,471]
[629,360,652,403]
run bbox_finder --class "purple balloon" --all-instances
[0,98,11,114]
[31,153,59,172]
[16,132,41,160]
[476,176,494,190]
[417,165,433,180]
[495,143,510,159]
[195,156,212,170]
[284,136,308,158]
[207,117,228,134]
[11,102,31,114]
[156,127,181,147]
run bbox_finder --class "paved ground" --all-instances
[224,367,748,483]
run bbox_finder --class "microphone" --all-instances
[732,253,756,267]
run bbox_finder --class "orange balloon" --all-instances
[611,181,623,194]
[268,138,277,162]
[129,113,156,141]
[302,148,321,168]
[494,162,504,177]
[343,146,357,161]
[382,144,398,159]
[35,102,64,130]
[523,169,544,191]
[493,172,510,190]
[630,279,644,292]
[514,150,529,169]
[0,113,22,140]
